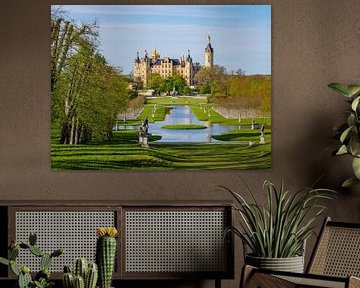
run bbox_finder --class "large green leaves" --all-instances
[329,82,360,186]
[328,83,360,98]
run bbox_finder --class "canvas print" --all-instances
[51,5,271,170]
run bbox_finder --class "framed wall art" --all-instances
[51,5,271,170]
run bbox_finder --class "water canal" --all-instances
[118,105,242,143]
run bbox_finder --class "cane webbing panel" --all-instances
[15,211,115,272]
[309,226,360,277]
[125,210,227,273]
[277,275,345,288]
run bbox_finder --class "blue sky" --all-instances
[53,5,271,75]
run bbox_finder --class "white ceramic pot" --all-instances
[245,254,305,273]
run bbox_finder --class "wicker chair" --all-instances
[241,217,360,288]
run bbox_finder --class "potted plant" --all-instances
[328,83,360,187]
[222,179,334,273]
[0,232,63,288]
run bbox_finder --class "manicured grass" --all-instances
[137,104,167,122]
[190,104,227,123]
[162,124,207,130]
[146,96,206,106]
[212,129,271,142]
[51,141,271,170]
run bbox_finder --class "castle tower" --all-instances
[204,34,214,68]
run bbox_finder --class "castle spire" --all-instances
[204,34,214,68]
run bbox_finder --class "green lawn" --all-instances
[52,96,272,170]
[212,129,271,142]
[51,130,271,170]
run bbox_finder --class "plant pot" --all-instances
[245,254,304,273]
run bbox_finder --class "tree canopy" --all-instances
[51,11,129,144]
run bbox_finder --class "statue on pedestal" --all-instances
[139,117,149,147]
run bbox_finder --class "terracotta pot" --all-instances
[245,254,305,273]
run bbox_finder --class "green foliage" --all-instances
[222,179,335,258]
[32,278,54,288]
[215,75,271,116]
[328,83,360,187]
[195,65,228,96]
[162,75,189,94]
[51,16,129,145]
[148,74,164,96]
[0,233,63,288]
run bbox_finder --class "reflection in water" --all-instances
[148,105,239,143]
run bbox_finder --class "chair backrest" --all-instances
[307,217,360,277]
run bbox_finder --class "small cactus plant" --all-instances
[62,259,98,288]
[0,232,63,288]
[96,227,118,288]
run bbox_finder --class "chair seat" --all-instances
[277,274,346,288]
[243,265,360,288]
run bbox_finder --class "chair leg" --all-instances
[240,265,255,288]
[215,278,221,288]
[240,265,296,288]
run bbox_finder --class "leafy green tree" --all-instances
[163,75,189,94]
[194,65,228,96]
[148,74,164,95]
[51,15,129,144]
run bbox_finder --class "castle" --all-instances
[134,35,214,87]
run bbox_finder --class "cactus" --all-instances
[74,258,87,279]
[10,260,20,276]
[18,267,32,288]
[9,246,19,260]
[74,275,85,288]
[85,262,98,288]
[63,272,74,288]
[63,259,98,288]
[96,227,118,288]
[29,245,44,257]
[29,232,37,246]
[0,233,63,288]
[41,253,52,270]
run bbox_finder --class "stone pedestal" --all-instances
[139,135,149,147]
[260,136,266,144]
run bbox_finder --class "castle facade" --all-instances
[134,36,214,87]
